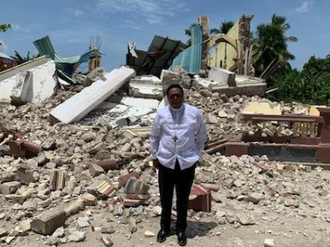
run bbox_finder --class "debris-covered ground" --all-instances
[1,79,330,247]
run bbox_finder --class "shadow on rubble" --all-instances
[187,220,218,238]
[169,220,218,238]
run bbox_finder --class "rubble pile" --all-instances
[0,69,329,246]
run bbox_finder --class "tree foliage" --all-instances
[268,55,330,105]
[0,24,11,33]
[253,14,297,77]
[210,21,234,35]
[0,24,11,46]
[10,51,39,65]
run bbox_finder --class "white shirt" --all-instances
[150,103,207,170]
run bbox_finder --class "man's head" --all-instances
[166,84,184,109]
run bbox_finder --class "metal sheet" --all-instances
[170,24,203,74]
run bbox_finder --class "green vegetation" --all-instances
[184,14,330,105]
[252,14,297,77]
[268,55,330,105]
[10,50,38,65]
[0,24,11,46]
[210,21,234,35]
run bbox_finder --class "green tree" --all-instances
[210,21,234,35]
[0,24,11,46]
[253,14,297,77]
[268,54,330,105]
[11,50,38,65]
[184,24,196,47]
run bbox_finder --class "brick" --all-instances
[49,170,66,190]
[31,209,67,235]
[123,198,146,207]
[95,180,116,198]
[96,160,118,171]
[0,181,21,195]
[89,163,105,177]
[119,172,140,187]
[188,184,212,212]
[124,177,149,195]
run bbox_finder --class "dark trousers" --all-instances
[158,160,195,233]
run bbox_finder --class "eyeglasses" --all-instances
[169,94,183,99]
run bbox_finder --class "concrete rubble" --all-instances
[0,66,330,246]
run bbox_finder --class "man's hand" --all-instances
[152,159,159,169]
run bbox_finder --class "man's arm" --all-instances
[195,111,207,153]
[150,113,161,168]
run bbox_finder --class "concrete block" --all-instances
[208,67,236,86]
[160,70,181,85]
[64,199,85,217]
[119,172,140,187]
[89,163,105,177]
[188,184,212,212]
[0,181,21,195]
[79,193,97,206]
[124,177,149,195]
[31,209,67,235]
[15,166,36,184]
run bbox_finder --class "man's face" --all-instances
[168,88,183,109]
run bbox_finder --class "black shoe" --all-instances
[177,232,187,246]
[157,229,169,243]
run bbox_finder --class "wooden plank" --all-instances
[50,67,135,123]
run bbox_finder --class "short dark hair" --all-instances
[166,84,184,97]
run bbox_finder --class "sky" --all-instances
[0,0,329,72]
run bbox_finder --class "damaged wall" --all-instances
[0,56,57,104]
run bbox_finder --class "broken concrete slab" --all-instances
[241,102,282,115]
[0,181,21,195]
[129,75,163,100]
[50,66,136,124]
[0,56,57,104]
[208,67,236,86]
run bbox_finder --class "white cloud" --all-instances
[97,0,187,24]
[0,40,9,52]
[296,1,314,13]
[64,8,85,18]
[11,24,31,33]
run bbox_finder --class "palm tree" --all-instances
[253,14,298,77]
[184,24,197,47]
[210,21,234,35]
[10,51,38,65]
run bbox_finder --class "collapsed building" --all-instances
[0,14,330,246]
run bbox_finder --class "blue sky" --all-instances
[0,0,329,72]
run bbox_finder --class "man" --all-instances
[150,84,207,246]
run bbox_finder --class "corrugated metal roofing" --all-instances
[127,35,186,77]
[0,52,14,60]
[169,24,203,74]
[33,36,100,75]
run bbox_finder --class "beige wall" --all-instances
[208,20,239,69]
